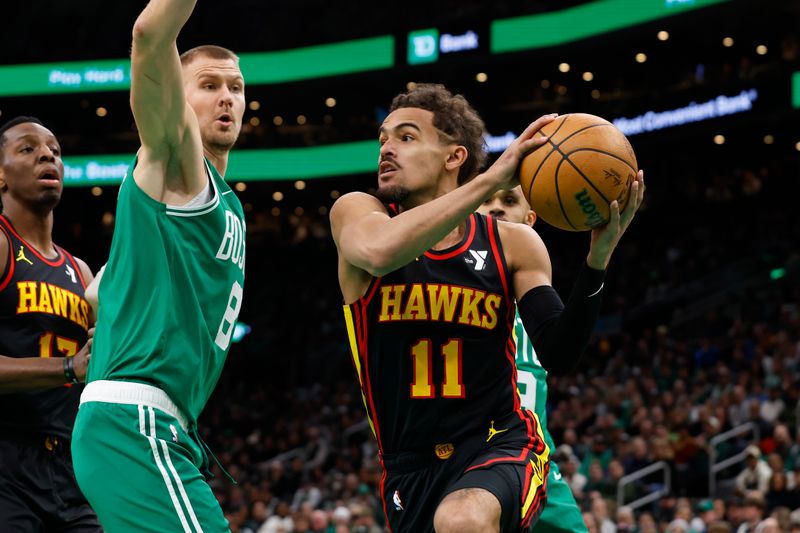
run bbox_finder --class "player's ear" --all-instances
[0,167,6,191]
[444,145,467,172]
[526,210,536,227]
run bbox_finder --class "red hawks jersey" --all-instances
[343,211,520,454]
[0,214,90,438]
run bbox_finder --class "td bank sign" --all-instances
[407,29,479,65]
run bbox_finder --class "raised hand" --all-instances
[587,169,646,270]
[487,113,558,191]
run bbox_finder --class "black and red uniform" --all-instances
[343,211,549,533]
[0,214,101,532]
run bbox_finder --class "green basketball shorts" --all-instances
[531,461,587,533]
[72,380,229,533]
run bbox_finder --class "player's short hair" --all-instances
[390,83,487,185]
[0,116,45,165]
[0,116,44,150]
[179,45,239,68]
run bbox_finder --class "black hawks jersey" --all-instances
[0,215,90,438]
[344,211,521,454]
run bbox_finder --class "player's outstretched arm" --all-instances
[130,0,206,202]
[330,114,558,279]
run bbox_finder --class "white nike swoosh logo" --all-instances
[553,471,562,481]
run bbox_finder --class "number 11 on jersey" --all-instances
[409,339,465,399]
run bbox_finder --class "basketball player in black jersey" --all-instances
[0,116,101,531]
[330,84,645,533]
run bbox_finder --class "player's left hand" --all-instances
[74,328,95,382]
[586,169,645,270]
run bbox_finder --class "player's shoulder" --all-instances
[330,192,388,223]
[496,219,550,271]
[496,218,545,248]
[71,256,95,285]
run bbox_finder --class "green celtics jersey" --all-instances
[513,310,556,452]
[88,156,246,425]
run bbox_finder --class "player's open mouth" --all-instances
[216,114,233,126]
[37,168,61,185]
[379,161,398,179]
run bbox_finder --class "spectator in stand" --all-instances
[766,470,800,510]
[736,445,773,495]
[582,512,599,533]
[616,505,635,532]
[309,509,329,533]
[736,492,766,533]
[772,424,794,469]
[691,499,720,532]
[760,383,785,426]
[637,512,658,533]
[754,517,780,533]
[258,501,293,533]
[666,518,690,533]
[590,495,617,533]
[560,450,588,499]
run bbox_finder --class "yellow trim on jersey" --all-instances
[521,412,550,519]
[343,305,376,439]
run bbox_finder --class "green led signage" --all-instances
[793,72,800,109]
[0,36,394,97]
[491,0,730,53]
[62,140,379,187]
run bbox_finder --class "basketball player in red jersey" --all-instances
[330,84,644,533]
[0,116,99,530]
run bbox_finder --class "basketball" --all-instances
[518,113,638,231]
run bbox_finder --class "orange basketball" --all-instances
[519,113,638,231]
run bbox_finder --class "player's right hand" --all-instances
[74,328,95,382]
[486,113,558,190]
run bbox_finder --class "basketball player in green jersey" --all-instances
[71,1,246,531]
[478,186,588,533]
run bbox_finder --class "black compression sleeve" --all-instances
[517,262,606,376]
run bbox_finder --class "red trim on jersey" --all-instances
[378,458,393,532]
[506,342,521,411]
[520,459,535,524]
[61,248,87,290]
[360,276,382,307]
[486,215,509,302]
[358,302,385,453]
[423,214,476,260]
[0,222,14,292]
[0,215,64,267]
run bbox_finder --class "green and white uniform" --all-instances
[72,156,245,533]
[514,312,587,533]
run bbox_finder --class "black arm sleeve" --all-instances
[517,262,606,376]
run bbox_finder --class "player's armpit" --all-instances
[499,221,552,299]
[74,258,97,325]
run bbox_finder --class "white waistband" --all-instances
[81,380,189,432]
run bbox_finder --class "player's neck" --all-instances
[203,146,229,178]
[1,202,55,256]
